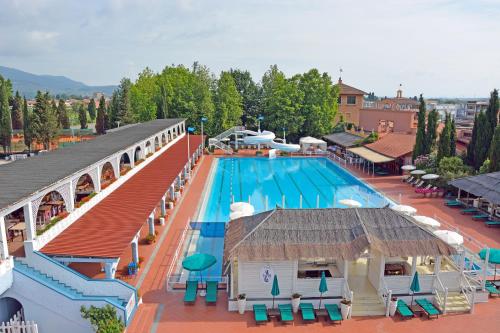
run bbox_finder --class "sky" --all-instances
[0,0,499,97]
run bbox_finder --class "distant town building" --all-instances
[335,78,367,126]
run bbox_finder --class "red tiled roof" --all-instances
[365,133,416,158]
[337,82,367,95]
[41,135,202,258]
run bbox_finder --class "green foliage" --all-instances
[486,89,498,132]
[32,91,58,149]
[109,78,133,127]
[437,112,452,163]
[438,156,471,181]
[130,68,158,122]
[479,159,491,174]
[229,69,261,127]
[213,71,243,133]
[0,75,13,152]
[57,98,70,129]
[79,104,88,129]
[96,95,107,135]
[10,91,23,130]
[449,117,456,157]
[425,109,439,152]
[80,305,124,333]
[23,97,32,151]
[413,94,427,160]
[489,125,500,172]
[88,98,97,121]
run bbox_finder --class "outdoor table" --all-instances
[315,308,328,320]
[267,308,280,318]
[410,304,424,317]
[9,222,26,241]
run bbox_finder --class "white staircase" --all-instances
[208,126,245,154]
[435,291,471,313]
[351,295,386,316]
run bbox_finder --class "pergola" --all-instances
[347,146,394,175]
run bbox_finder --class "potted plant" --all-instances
[389,296,398,317]
[145,234,156,244]
[291,293,301,313]
[237,294,246,314]
[340,298,352,320]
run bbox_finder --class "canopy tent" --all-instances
[347,147,394,164]
[299,136,327,153]
[449,171,500,205]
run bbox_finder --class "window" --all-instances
[347,96,356,105]
[337,96,342,105]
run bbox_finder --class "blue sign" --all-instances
[201,117,207,122]
[188,126,195,133]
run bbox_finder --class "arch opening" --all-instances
[37,190,67,228]
[0,297,23,323]
[74,174,95,206]
[134,146,142,163]
[154,137,160,151]
[101,162,116,188]
[161,133,166,146]
[120,152,131,175]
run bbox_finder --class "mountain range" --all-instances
[0,66,116,99]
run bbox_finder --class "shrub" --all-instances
[237,293,246,300]
[80,305,124,333]
[292,293,302,299]
[255,150,263,156]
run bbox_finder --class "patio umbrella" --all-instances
[401,165,416,171]
[230,202,255,213]
[410,271,421,306]
[271,274,280,309]
[412,215,441,229]
[433,230,464,246]
[479,248,500,280]
[339,199,362,208]
[391,204,417,216]
[410,170,426,175]
[318,271,328,309]
[422,174,439,180]
[182,253,217,283]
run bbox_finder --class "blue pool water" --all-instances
[188,157,391,279]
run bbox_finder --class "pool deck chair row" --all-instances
[253,303,343,325]
[184,280,218,304]
[415,299,440,319]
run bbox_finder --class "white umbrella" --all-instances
[401,165,416,171]
[410,170,426,175]
[339,199,362,208]
[229,210,253,221]
[391,204,417,216]
[422,174,439,180]
[413,215,441,229]
[230,202,255,213]
[433,230,463,246]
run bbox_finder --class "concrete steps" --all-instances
[351,295,386,316]
[436,292,471,314]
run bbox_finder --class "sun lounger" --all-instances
[405,176,415,183]
[412,180,424,187]
[278,304,294,322]
[485,281,500,297]
[445,199,463,206]
[396,300,414,319]
[299,303,316,322]
[485,220,500,227]
[415,299,440,319]
[461,208,479,215]
[253,304,269,324]
[472,214,489,220]
[205,281,218,304]
[184,280,198,303]
[324,304,342,323]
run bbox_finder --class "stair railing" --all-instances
[460,271,476,313]
[434,274,448,314]
[342,278,354,319]
[379,278,392,317]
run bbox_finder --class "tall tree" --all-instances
[213,71,243,133]
[192,62,215,134]
[108,91,120,128]
[57,98,70,129]
[11,91,23,130]
[116,78,133,125]
[0,76,13,153]
[486,89,499,133]
[96,95,107,135]
[466,114,478,166]
[87,98,97,121]
[78,104,88,129]
[413,94,427,160]
[156,85,168,119]
[229,69,261,127]
[449,117,456,157]
[130,68,158,122]
[436,112,451,163]
[32,91,58,150]
[489,125,500,172]
[472,111,493,170]
[425,109,439,153]
[22,97,32,152]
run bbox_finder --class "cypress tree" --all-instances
[489,125,500,172]
[413,94,427,160]
[466,114,478,165]
[88,98,97,121]
[486,89,499,132]
[449,117,456,157]
[425,109,439,153]
[437,112,451,163]
[32,91,58,150]
[472,111,492,170]
[0,76,13,153]
[22,97,32,152]
[11,91,23,130]
[57,98,70,129]
[96,95,107,135]
[79,104,88,129]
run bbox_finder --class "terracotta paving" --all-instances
[128,154,500,333]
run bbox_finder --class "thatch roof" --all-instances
[449,171,500,205]
[224,208,456,263]
[322,132,363,148]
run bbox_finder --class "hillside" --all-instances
[0,66,116,98]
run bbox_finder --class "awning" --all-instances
[347,147,394,163]
[449,171,500,205]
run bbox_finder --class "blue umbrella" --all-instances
[410,271,421,306]
[318,271,328,309]
[182,253,217,282]
[271,274,280,309]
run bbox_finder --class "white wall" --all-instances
[368,256,382,291]
[0,257,13,295]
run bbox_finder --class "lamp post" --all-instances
[187,126,195,167]
[282,127,287,144]
[200,117,207,151]
[257,115,264,151]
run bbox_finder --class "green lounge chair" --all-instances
[278,304,294,322]
[485,220,500,227]
[445,200,464,207]
[472,214,489,220]
[299,303,316,322]
[396,300,414,319]
[485,281,500,297]
[253,304,268,324]
[461,208,479,214]
[415,299,440,319]
[324,304,342,323]
[205,281,218,304]
[184,280,198,303]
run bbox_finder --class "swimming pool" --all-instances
[182,157,391,279]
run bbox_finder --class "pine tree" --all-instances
[472,111,493,170]
[413,94,427,160]
[79,104,88,129]
[488,125,500,172]
[156,85,168,119]
[486,89,499,132]
[425,109,439,153]
[0,75,13,153]
[32,91,58,150]
[449,117,456,157]
[96,95,107,135]
[117,78,133,125]
[11,91,23,130]
[87,98,96,121]
[57,98,70,129]
[437,112,451,163]
[22,97,32,152]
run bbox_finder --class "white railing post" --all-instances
[443,287,448,314]
[385,290,392,317]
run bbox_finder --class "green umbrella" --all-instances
[271,274,280,309]
[410,271,421,306]
[479,248,500,280]
[318,271,328,309]
[182,253,217,282]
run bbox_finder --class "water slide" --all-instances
[239,130,300,152]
